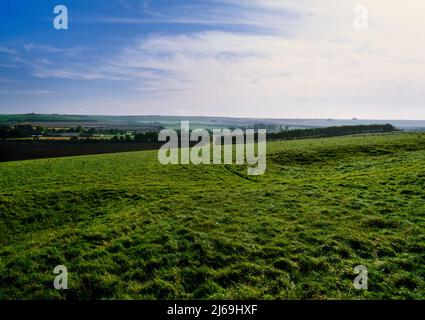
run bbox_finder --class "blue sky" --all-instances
[1,0,425,119]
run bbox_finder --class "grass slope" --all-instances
[0,133,424,299]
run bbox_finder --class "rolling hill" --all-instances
[0,133,424,299]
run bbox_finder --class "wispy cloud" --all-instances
[24,43,87,55]
[0,90,58,95]
[76,0,300,33]
[3,0,425,118]
[0,45,17,55]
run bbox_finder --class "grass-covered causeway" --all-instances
[0,133,424,299]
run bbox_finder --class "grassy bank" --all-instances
[0,133,424,299]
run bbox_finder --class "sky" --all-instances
[0,0,425,119]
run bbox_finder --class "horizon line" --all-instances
[2,113,425,122]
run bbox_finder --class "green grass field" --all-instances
[1,133,424,299]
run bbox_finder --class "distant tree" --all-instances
[267,124,398,141]
[134,132,159,143]
[0,124,47,139]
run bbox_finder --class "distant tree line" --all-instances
[0,125,164,140]
[131,124,398,143]
[267,124,397,141]
[133,132,159,143]
[0,125,45,139]
[1,123,398,142]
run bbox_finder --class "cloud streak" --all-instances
[3,0,425,118]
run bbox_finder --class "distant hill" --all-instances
[1,114,425,131]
